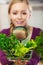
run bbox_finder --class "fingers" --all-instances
[14,59,24,65]
[23,60,28,65]
[13,59,28,65]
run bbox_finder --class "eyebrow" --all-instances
[12,10,27,12]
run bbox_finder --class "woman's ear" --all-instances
[29,11,32,18]
[29,5,32,18]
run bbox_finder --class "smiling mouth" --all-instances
[16,21,24,24]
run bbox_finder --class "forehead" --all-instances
[10,2,28,11]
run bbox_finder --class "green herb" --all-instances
[35,31,43,60]
[0,32,43,60]
[0,33,36,59]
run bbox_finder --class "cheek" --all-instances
[10,15,15,24]
[10,14,17,20]
[23,15,29,21]
[24,21,27,25]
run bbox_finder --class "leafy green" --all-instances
[0,33,37,60]
[5,31,43,60]
[0,32,43,60]
[34,31,43,60]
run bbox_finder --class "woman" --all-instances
[0,0,42,65]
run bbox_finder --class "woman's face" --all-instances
[9,2,30,27]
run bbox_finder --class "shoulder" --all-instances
[27,25,42,34]
[31,27,42,39]
[33,27,41,31]
[33,27,41,35]
[33,27,42,34]
[0,28,10,36]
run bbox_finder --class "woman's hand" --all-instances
[14,58,28,65]
[37,60,43,65]
[0,62,2,65]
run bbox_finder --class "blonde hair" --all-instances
[8,0,32,34]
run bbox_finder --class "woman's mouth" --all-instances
[16,21,24,24]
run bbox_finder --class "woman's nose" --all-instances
[18,13,22,19]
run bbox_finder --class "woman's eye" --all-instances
[22,12,27,15]
[13,12,17,15]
